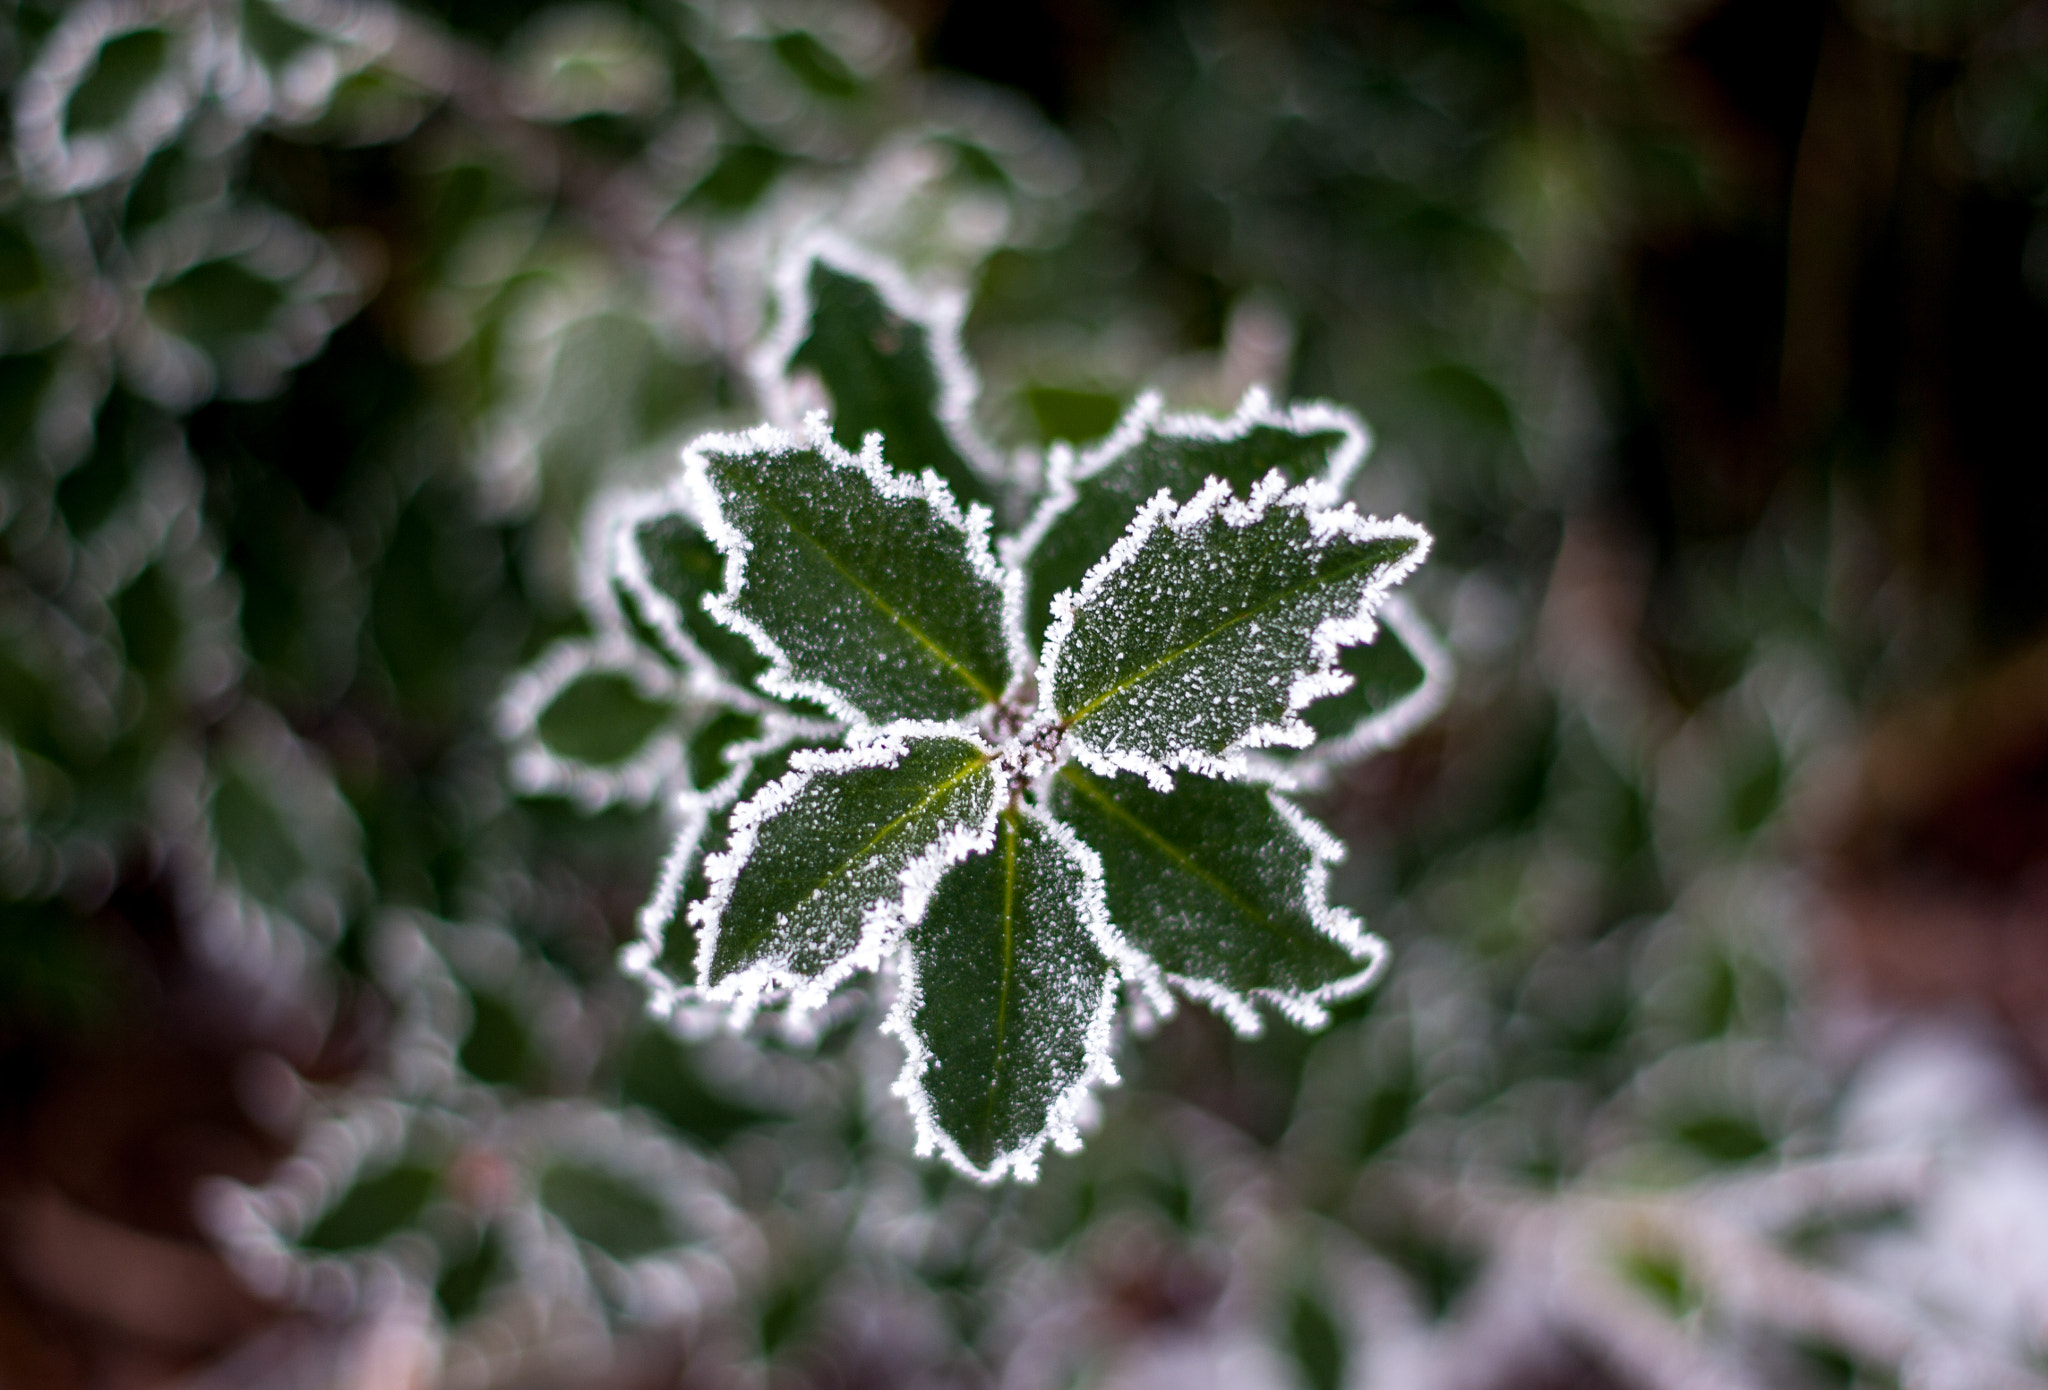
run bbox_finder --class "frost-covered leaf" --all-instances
[612,491,773,687]
[1275,595,1454,790]
[496,637,694,812]
[687,727,1000,1017]
[888,807,1119,1182]
[687,421,1012,724]
[121,202,365,407]
[768,249,997,509]
[1042,476,1429,787]
[13,2,209,195]
[625,726,835,1014]
[1048,764,1384,1033]
[1015,389,1367,649]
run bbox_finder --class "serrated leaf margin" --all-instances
[1039,472,1432,790]
[594,480,787,708]
[681,720,1002,1025]
[1097,787,1390,1036]
[1004,384,1373,612]
[683,416,1019,725]
[1252,594,1455,793]
[619,711,841,1027]
[749,230,1007,487]
[881,804,1124,1184]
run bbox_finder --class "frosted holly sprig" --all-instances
[575,241,1442,1182]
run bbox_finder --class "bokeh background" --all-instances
[6,0,2048,1385]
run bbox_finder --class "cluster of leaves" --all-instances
[0,0,1093,1363]
[504,239,1451,1180]
[13,1,2048,1387]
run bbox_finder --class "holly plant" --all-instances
[510,241,1442,1182]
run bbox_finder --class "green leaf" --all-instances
[687,728,1001,1017]
[777,253,995,509]
[498,638,691,811]
[688,422,1014,724]
[1271,596,1453,791]
[888,807,1120,1182]
[65,28,172,137]
[1048,764,1384,1033]
[614,494,772,686]
[1015,389,1367,650]
[625,727,834,1013]
[300,1163,439,1252]
[540,1162,676,1261]
[1042,477,1429,788]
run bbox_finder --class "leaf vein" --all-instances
[1061,541,1405,727]
[748,483,1000,705]
[1058,767,1279,931]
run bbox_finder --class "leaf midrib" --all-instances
[975,812,1021,1156]
[734,465,1001,707]
[1058,766,1283,936]
[1059,536,1411,729]
[718,751,992,970]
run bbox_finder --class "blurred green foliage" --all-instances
[7,0,2048,1385]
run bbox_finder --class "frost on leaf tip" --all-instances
[886,805,1122,1183]
[1261,594,1454,793]
[1041,473,1430,790]
[624,722,839,1025]
[685,725,1000,1024]
[683,418,1013,727]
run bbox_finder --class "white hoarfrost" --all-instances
[1178,793,1388,1036]
[1039,472,1431,790]
[1255,594,1457,793]
[883,804,1124,1184]
[682,415,1011,727]
[494,634,693,813]
[683,722,1000,1026]
[13,0,210,197]
[750,230,1008,487]
[1006,384,1374,583]
[619,712,838,1025]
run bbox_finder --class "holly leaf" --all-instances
[687,421,1015,725]
[1048,764,1384,1033]
[624,726,834,1018]
[1274,595,1453,791]
[686,727,1001,1017]
[1014,389,1368,650]
[772,249,998,510]
[610,489,772,687]
[1041,476,1429,788]
[887,807,1120,1182]
[496,637,693,812]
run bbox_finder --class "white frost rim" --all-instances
[681,721,1002,1027]
[1253,594,1455,793]
[1006,383,1374,609]
[619,712,840,1016]
[494,634,692,814]
[883,803,1124,1184]
[592,478,795,712]
[683,414,1012,728]
[750,230,1006,486]
[12,0,209,197]
[1038,472,1432,791]
[1129,788,1388,1037]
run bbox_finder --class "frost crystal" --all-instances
[508,245,1445,1180]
